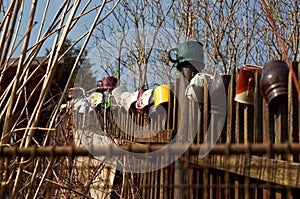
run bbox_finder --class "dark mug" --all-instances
[260,60,289,107]
[168,41,204,72]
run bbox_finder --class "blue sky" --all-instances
[7,1,98,57]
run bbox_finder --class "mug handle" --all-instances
[136,99,143,109]
[246,77,254,96]
[168,48,179,63]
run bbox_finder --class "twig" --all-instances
[260,0,300,99]
[22,170,92,199]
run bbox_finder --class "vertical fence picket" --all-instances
[123,109,128,140]
[115,107,120,138]
[173,79,180,131]
[254,70,263,143]
[142,172,148,198]
[202,167,206,199]
[197,105,203,144]
[163,166,169,199]
[262,99,270,143]
[167,83,174,131]
[254,65,264,198]
[298,62,300,164]
[289,62,300,163]
[203,76,210,142]
[159,166,164,199]
[226,72,235,199]
[188,99,196,142]
[288,63,296,162]
[147,171,155,198]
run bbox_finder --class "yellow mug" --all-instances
[154,84,170,106]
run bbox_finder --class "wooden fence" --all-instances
[81,62,300,198]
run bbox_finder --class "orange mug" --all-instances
[234,65,262,105]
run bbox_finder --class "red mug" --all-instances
[234,65,262,105]
[98,76,118,89]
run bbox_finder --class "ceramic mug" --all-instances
[89,92,103,108]
[234,65,262,105]
[153,84,170,107]
[185,73,213,103]
[98,76,118,89]
[120,91,139,111]
[260,60,289,106]
[111,85,128,106]
[168,41,205,72]
[136,89,154,110]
